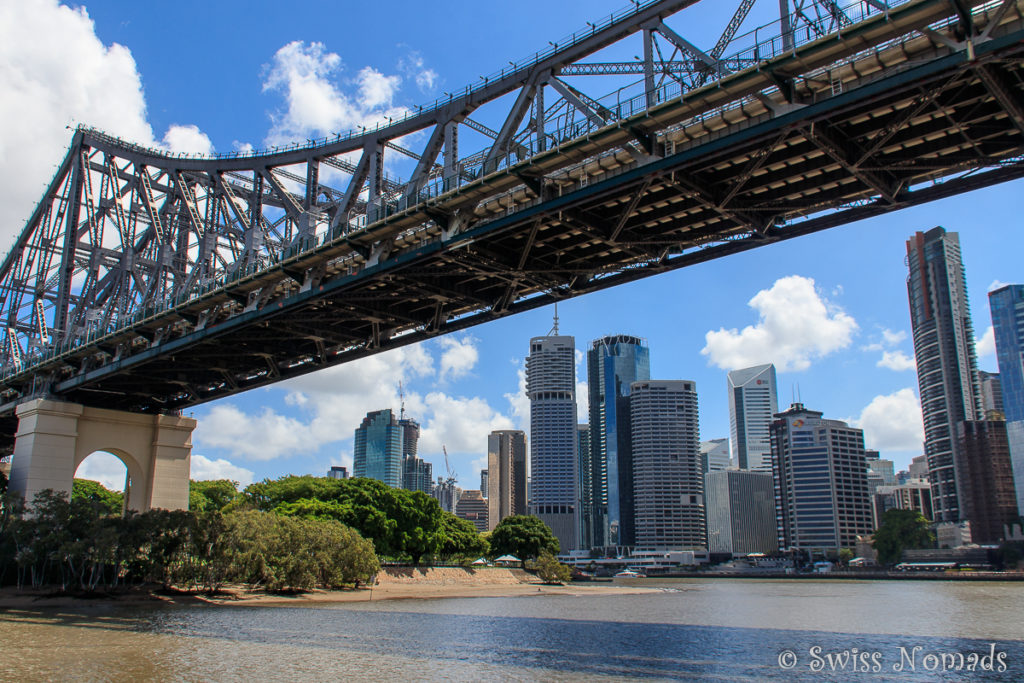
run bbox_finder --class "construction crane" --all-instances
[442,445,457,486]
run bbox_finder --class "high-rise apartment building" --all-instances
[771,403,873,553]
[979,371,1004,415]
[487,430,528,531]
[728,364,778,471]
[526,334,578,549]
[700,438,731,473]
[630,380,704,549]
[353,409,403,487]
[705,470,778,555]
[955,419,1019,543]
[989,284,1024,515]
[906,227,982,523]
[587,335,650,547]
[576,424,592,552]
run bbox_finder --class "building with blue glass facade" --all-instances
[770,403,873,553]
[988,284,1024,515]
[587,334,650,548]
[353,408,403,487]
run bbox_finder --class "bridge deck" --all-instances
[1,0,1023,416]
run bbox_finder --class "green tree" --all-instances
[72,479,123,516]
[838,548,854,565]
[872,509,934,566]
[489,515,559,565]
[531,550,572,584]
[189,479,239,513]
[439,512,488,561]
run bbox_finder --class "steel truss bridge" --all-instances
[1,0,1024,431]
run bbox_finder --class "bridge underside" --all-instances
[1,1,1024,418]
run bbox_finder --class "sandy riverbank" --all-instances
[0,567,652,609]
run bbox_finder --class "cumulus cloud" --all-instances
[418,392,515,456]
[976,325,996,359]
[190,454,255,486]
[357,67,401,109]
[0,0,213,245]
[878,350,916,372]
[262,40,409,146]
[850,388,924,452]
[439,336,479,382]
[504,365,530,434]
[75,451,127,491]
[162,124,214,155]
[701,276,857,372]
[195,404,320,461]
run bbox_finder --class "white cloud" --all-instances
[398,51,438,93]
[850,388,924,452]
[195,404,320,461]
[162,124,214,155]
[504,365,530,433]
[261,40,409,147]
[439,335,479,382]
[882,328,906,346]
[576,380,589,424]
[357,66,401,109]
[701,275,857,371]
[190,454,255,486]
[989,279,1009,293]
[0,0,212,246]
[418,392,515,456]
[976,325,996,359]
[75,451,127,491]
[877,350,916,372]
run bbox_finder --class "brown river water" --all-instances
[2,578,1022,681]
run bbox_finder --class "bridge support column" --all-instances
[8,399,196,512]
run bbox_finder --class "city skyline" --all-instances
[2,1,1021,493]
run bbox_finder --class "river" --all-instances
[2,579,1022,681]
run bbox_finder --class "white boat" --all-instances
[613,569,646,578]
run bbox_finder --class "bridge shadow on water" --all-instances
[3,598,1022,681]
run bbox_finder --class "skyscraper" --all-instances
[455,490,489,533]
[630,380,705,549]
[353,409,403,487]
[728,364,778,471]
[771,403,873,553]
[700,438,731,473]
[989,284,1024,514]
[576,423,592,552]
[955,418,1019,543]
[906,227,982,523]
[587,334,650,548]
[402,455,433,494]
[526,333,578,550]
[487,430,527,531]
[705,470,778,555]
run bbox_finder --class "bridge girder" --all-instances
[1,0,1024,417]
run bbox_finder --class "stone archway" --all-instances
[73,448,145,512]
[8,399,196,511]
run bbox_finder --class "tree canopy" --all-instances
[241,475,485,564]
[872,508,935,565]
[489,515,559,564]
[189,479,240,513]
[72,478,123,516]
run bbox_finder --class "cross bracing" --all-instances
[1,0,1023,421]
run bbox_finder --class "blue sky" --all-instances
[2,0,1022,491]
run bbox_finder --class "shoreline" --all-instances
[0,582,654,610]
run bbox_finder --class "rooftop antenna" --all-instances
[548,302,560,336]
[398,380,406,420]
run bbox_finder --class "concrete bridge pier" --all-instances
[7,399,196,511]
